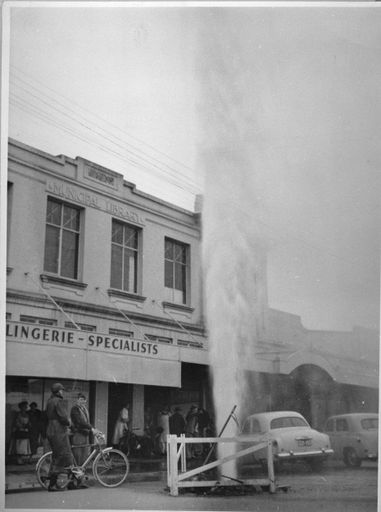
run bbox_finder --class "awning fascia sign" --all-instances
[6,321,179,361]
[6,322,181,387]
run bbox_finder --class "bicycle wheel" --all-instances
[36,451,52,489]
[93,448,129,487]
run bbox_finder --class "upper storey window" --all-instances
[164,238,189,305]
[110,220,139,293]
[44,198,81,279]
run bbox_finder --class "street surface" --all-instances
[5,461,378,512]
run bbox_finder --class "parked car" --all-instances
[239,410,333,471]
[323,413,378,468]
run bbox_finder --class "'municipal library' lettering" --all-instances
[6,323,74,344]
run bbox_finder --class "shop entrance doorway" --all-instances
[107,383,133,446]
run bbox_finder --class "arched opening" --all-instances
[288,364,334,429]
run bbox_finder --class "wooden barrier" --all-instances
[167,434,277,497]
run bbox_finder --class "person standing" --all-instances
[45,383,74,492]
[169,407,186,437]
[157,406,171,455]
[185,405,199,459]
[12,401,32,464]
[197,407,211,455]
[112,404,130,451]
[27,402,43,456]
[70,393,97,466]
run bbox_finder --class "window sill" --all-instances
[40,274,88,290]
[107,289,147,303]
[162,301,194,313]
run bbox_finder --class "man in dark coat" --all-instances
[197,407,211,437]
[70,393,95,466]
[169,407,186,436]
[45,383,74,491]
[27,402,43,455]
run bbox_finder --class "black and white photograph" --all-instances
[1,1,380,511]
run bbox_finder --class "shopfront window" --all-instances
[6,377,89,462]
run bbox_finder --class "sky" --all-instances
[4,2,381,332]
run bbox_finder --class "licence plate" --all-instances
[297,439,312,447]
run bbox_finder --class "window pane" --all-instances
[164,260,173,287]
[164,287,173,302]
[174,262,185,291]
[252,420,261,433]
[165,239,173,259]
[123,249,136,292]
[173,288,184,303]
[174,244,185,263]
[112,221,123,244]
[337,419,348,431]
[44,225,60,273]
[63,205,80,231]
[110,244,123,289]
[61,230,78,279]
[361,418,378,430]
[46,199,62,225]
[124,226,138,249]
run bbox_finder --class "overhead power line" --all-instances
[10,93,202,196]
[9,65,203,195]
[11,64,196,175]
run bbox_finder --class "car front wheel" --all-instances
[343,447,362,468]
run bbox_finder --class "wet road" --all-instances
[5,460,378,512]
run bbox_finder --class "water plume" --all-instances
[197,11,269,476]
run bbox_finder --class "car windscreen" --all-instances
[361,418,378,430]
[241,419,262,434]
[270,416,309,429]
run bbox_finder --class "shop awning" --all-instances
[6,322,182,387]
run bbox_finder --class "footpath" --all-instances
[5,455,168,493]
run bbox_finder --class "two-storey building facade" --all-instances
[6,139,209,450]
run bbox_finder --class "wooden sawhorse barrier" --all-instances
[167,434,277,496]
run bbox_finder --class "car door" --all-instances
[325,418,339,458]
[335,418,351,457]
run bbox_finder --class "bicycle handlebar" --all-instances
[94,431,106,444]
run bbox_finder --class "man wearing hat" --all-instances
[45,383,74,491]
[169,407,186,437]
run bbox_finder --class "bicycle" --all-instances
[36,432,129,489]
[118,427,145,457]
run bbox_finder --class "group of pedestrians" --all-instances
[110,403,213,460]
[156,404,213,458]
[8,400,45,464]
[10,383,214,491]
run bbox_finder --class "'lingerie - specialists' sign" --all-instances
[5,322,177,360]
